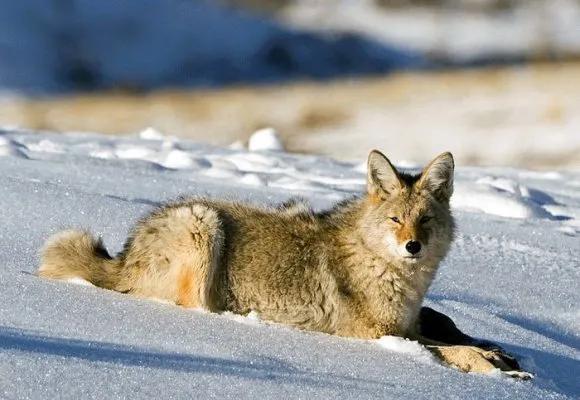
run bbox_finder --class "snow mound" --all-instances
[377,336,436,365]
[452,180,548,219]
[451,175,577,221]
[248,127,285,152]
[139,127,167,141]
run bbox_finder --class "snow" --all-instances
[377,336,436,365]
[248,127,285,152]
[451,177,555,219]
[0,128,578,399]
[65,277,95,287]
[138,127,168,141]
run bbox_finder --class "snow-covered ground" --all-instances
[0,128,578,399]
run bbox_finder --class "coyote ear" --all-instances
[418,152,454,202]
[367,150,402,199]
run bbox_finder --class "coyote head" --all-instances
[361,150,455,268]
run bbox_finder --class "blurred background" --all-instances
[0,0,579,168]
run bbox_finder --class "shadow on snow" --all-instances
[0,325,390,393]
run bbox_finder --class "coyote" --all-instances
[38,150,528,377]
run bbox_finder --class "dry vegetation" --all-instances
[1,62,579,168]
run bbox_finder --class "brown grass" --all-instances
[1,62,579,168]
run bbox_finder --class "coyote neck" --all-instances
[327,198,438,336]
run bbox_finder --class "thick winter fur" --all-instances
[38,150,529,377]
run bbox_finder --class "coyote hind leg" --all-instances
[119,203,224,310]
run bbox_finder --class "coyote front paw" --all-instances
[428,345,532,379]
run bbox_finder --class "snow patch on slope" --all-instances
[452,178,553,219]
[3,128,577,231]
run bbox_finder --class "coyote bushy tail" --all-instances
[38,230,121,289]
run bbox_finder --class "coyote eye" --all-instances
[390,217,400,224]
[420,216,432,224]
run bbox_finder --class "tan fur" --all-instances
[428,346,530,378]
[37,150,523,376]
[39,230,121,289]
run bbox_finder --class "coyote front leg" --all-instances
[411,307,531,378]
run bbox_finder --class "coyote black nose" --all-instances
[405,240,421,255]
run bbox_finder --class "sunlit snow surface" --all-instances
[0,129,578,399]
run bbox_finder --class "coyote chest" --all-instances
[329,249,437,338]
